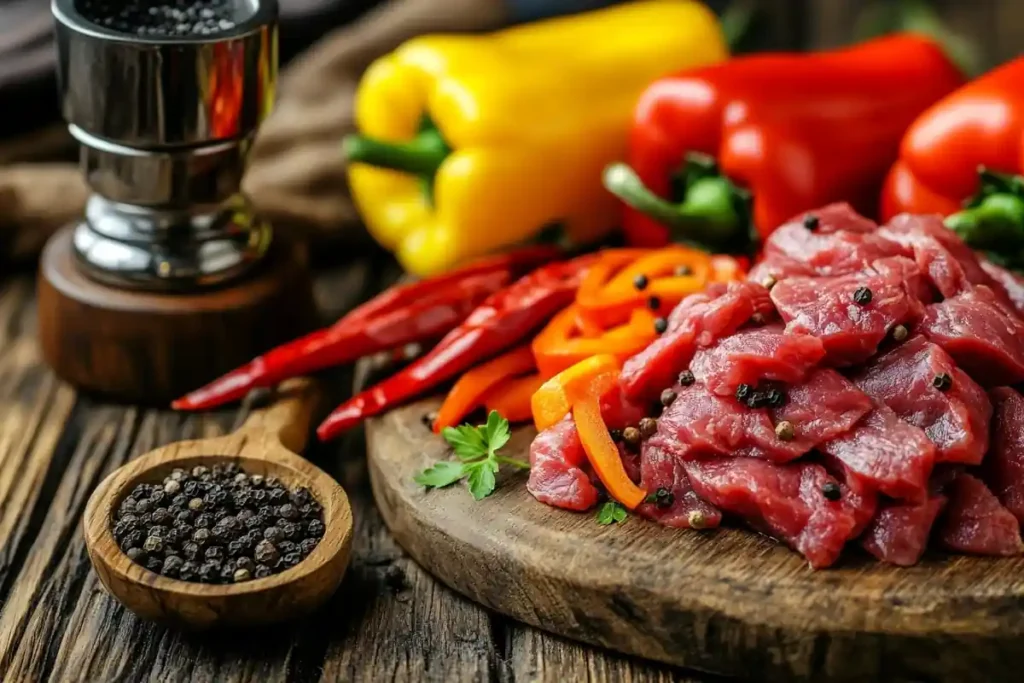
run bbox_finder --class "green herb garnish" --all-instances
[415,411,529,500]
[596,501,628,526]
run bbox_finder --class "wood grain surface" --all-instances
[0,263,699,682]
[366,397,1024,683]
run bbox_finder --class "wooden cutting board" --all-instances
[366,397,1024,683]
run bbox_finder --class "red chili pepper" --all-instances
[604,34,963,250]
[172,246,559,411]
[316,255,596,441]
[881,57,1024,265]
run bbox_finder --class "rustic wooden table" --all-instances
[0,261,713,682]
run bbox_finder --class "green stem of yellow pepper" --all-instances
[343,126,449,177]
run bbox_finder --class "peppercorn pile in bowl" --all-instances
[111,463,326,584]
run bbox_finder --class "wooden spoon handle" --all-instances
[238,378,322,454]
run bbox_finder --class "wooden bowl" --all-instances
[82,379,353,629]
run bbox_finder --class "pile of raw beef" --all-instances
[527,203,1024,568]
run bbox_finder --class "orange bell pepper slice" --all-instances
[434,345,536,432]
[532,305,657,378]
[531,354,646,509]
[577,246,737,325]
[483,373,544,424]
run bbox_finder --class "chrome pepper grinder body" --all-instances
[39,0,316,403]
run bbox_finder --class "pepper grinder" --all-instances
[39,0,316,403]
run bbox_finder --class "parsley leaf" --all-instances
[416,411,527,500]
[467,460,498,500]
[440,424,488,460]
[484,409,511,453]
[596,501,628,526]
[414,461,467,489]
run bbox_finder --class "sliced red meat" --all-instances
[757,227,901,282]
[599,384,647,431]
[655,382,805,462]
[771,257,925,366]
[861,495,946,566]
[980,260,1024,320]
[880,213,995,299]
[851,335,992,464]
[820,403,935,502]
[689,325,825,397]
[936,472,1023,556]
[983,387,1024,524]
[527,417,599,512]
[921,285,1024,386]
[683,457,875,568]
[636,438,723,530]
[620,281,773,403]
[769,368,872,454]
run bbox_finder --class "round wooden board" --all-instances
[366,397,1024,683]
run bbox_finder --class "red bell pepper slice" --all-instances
[605,34,963,249]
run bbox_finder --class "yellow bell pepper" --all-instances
[345,0,728,276]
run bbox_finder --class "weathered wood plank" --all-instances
[504,626,712,683]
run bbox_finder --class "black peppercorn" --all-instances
[660,388,677,407]
[255,540,279,565]
[646,487,675,509]
[254,564,272,579]
[735,384,753,401]
[647,296,661,311]
[892,324,909,342]
[653,317,668,334]
[803,213,819,231]
[609,428,623,442]
[766,388,787,408]
[233,568,252,583]
[678,370,695,386]
[633,274,649,291]
[932,373,953,392]
[638,417,658,439]
[621,426,642,449]
[162,556,184,578]
[852,286,873,305]
[114,463,325,584]
[822,482,842,501]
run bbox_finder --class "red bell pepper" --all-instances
[316,255,595,441]
[881,57,1024,267]
[604,34,963,250]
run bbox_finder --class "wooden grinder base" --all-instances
[38,225,317,404]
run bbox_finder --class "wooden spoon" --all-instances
[82,378,353,629]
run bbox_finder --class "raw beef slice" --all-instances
[879,213,991,299]
[983,387,1024,524]
[756,225,900,282]
[689,325,825,397]
[636,437,723,529]
[771,256,925,365]
[620,281,773,403]
[527,417,599,511]
[768,368,873,455]
[852,335,992,464]
[684,457,876,568]
[936,472,1023,556]
[861,495,947,566]
[921,285,1024,386]
[820,403,936,502]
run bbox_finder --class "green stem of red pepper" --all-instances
[944,167,1024,263]
[315,255,596,441]
[603,161,752,253]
